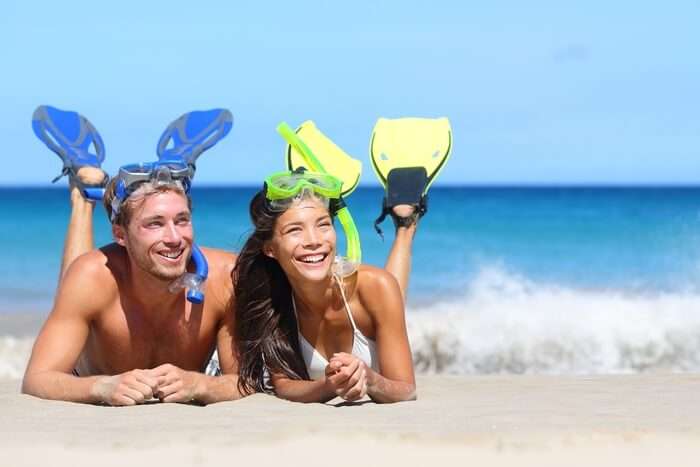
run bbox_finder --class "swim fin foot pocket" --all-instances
[373,166,428,236]
[32,105,109,200]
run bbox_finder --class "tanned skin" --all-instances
[265,200,416,403]
[23,169,240,405]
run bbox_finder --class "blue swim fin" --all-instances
[32,105,108,199]
[156,109,233,174]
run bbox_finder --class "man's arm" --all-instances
[22,253,157,405]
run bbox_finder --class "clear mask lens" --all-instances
[268,187,330,212]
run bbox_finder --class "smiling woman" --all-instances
[232,171,416,404]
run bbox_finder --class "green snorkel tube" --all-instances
[276,122,361,276]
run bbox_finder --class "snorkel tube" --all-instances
[276,122,361,274]
[168,243,208,304]
[154,109,232,304]
[110,160,208,305]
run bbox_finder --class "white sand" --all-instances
[2,374,700,466]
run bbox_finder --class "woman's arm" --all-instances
[358,267,416,403]
[270,373,337,403]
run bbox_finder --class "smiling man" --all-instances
[22,166,241,405]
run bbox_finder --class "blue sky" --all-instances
[1,1,698,185]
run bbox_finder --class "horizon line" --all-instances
[2,182,700,189]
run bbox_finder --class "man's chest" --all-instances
[85,304,219,373]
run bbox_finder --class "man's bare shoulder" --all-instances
[65,246,118,282]
[200,247,237,279]
[55,245,123,317]
[199,247,237,311]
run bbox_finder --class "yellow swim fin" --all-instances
[286,121,362,197]
[369,117,452,234]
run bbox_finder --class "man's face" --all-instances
[115,190,194,282]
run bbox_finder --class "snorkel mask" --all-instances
[110,161,193,222]
[264,169,343,212]
[275,122,361,276]
[110,160,208,304]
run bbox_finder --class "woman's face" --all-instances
[265,197,337,284]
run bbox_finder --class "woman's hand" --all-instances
[325,352,369,402]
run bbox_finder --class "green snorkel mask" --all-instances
[275,122,362,276]
[264,169,343,212]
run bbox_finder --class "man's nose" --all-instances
[163,222,182,243]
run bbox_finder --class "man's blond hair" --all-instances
[103,178,192,227]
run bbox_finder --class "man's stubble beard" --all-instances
[125,243,190,283]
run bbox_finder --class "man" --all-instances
[22,167,241,405]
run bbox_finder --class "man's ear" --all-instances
[262,241,276,259]
[112,223,127,247]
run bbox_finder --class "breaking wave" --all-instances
[408,267,700,374]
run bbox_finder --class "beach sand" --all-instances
[2,373,699,466]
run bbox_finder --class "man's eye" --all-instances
[176,218,191,225]
[147,222,163,228]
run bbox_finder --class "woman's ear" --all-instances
[262,241,276,259]
[112,223,127,247]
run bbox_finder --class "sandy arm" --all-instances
[358,266,417,403]
[22,251,116,403]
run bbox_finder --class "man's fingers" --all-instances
[121,387,146,404]
[163,391,193,404]
[157,374,178,388]
[134,372,159,391]
[127,380,155,400]
[113,394,136,406]
[157,382,182,400]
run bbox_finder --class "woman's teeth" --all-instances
[298,254,326,264]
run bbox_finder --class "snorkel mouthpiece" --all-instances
[168,244,208,304]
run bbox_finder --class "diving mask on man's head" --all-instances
[110,161,193,222]
[263,168,343,213]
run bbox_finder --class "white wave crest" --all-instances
[407,267,700,374]
[0,336,33,380]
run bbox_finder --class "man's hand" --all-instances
[325,352,369,402]
[151,363,202,403]
[91,369,159,406]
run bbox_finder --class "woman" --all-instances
[233,170,416,403]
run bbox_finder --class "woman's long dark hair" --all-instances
[232,191,310,395]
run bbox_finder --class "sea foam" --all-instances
[408,266,700,374]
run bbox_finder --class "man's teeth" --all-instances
[159,250,182,259]
[299,254,326,264]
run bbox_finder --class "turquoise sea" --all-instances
[3,186,700,376]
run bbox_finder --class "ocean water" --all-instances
[2,186,700,377]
